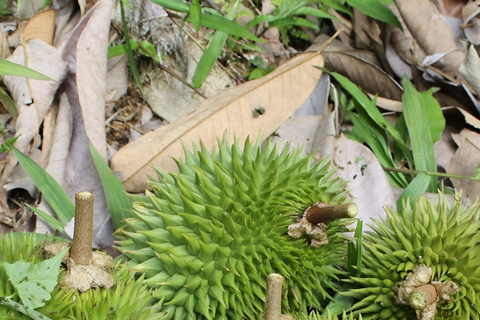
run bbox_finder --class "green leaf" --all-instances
[292,7,342,23]
[199,13,263,42]
[270,16,319,30]
[0,59,53,81]
[326,70,413,167]
[418,88,445,144]
[120,1,143,94]
[148,0,189,13]
[345,0,401,29]
[402,77,437,191]
[322,292,353,317]
[11,147,74,224]
[397,172,430,214]
[26,204,66,235]
[0,87,17,118]
[90,143,132,229]
[2,247,68,314]
[0,297,52,320]
[192,0,240,88]
[190,0,202,32]
[347,219,363,278]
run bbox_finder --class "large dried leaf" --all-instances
[446,138,480,202]
[53,0,115,246]
[111,53,325,192]
[462,0,480,44]
[333,134,394,228]
[23,9,57,44]
[1,39,68,183]
[394,0,465,74]
[323,50,403,100]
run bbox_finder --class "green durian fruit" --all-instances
[346,194,480,319]
[299,310,363,320]
[116,135,354,319]
[0,232,161,320]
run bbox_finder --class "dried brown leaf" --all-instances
[324,50,403,100]
[111,53,325,192]
[394,0,465,74]
[23,9,57,45]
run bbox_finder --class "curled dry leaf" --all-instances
[112,52,325,192]
[459,44,480,96]
[462,0,480,44]
[23,9,57,45]
[323,50,403,100]
[394,0,465,75]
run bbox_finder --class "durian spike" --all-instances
[264,274,294,320]
[70,192,94,265]
[306,202,358,224]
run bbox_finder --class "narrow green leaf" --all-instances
[270,16,319,30]
[349,111,408,188]
[0,87,17,118]
[345,0,401,29]
[25,204,65,235]
[90,143,132,229]
[293,7,343,23]
[148,0,189,13]
[199,13,263,42]
[397,172,430,214]
[0,297,52,320]
[402,76,437,191]
[11,147,74,224]
[0,60,53,81]
[120,1,143,94]
[327,70,414,169]
[418,88,445,143]
[192,0,240,88]
[190,0,202,32]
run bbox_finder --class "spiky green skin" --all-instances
[300,310,363,320]
[346,195,480,319]
[0,232,161,320]
[116,137,352,319]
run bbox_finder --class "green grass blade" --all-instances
[11,147,74,224]
[0,59,53,81]
[293,7,343,23]
[349,111,408,188]
[25,204,65,235]
[192,31,227,88]
[326,70,413,166]
[0,87,17,118]
[148,0,189,13]
[270,16,319,30]
[345,0,401,29]
[418,88,445,143]
[402,77,437,191]
[397,172,430,214]
[120,1,143,94]
[89,143,132,229]
[190,0,202,32]
[199,13,263,42]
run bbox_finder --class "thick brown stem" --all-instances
[306,202,358,225]
[70,192,94,265]
[409,284,437,310]
[265,274,283,320]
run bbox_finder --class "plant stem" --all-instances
[265,273,283,320]
[382,166,478,181]
[409,284,437,310]
[306,202,358,225]
[70,192,94,265]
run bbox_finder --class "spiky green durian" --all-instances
[299,310,363,320]
[345,194,480,319]
[116,135,354,319]
[0,232,161,320]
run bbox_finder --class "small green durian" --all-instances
[345,194,480,319]
[116,135,355,319]
[299,310,363,320]
[0,232,161,320]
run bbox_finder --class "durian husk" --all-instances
[0,232,161,320]
[345,193,480,319]
[116,135,355,319]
